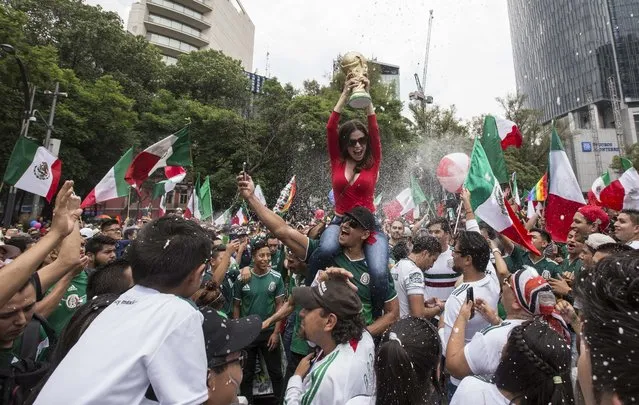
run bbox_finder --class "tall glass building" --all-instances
[507,0,639,191]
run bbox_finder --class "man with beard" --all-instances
[442,230,500,399]
[388,220,406,249]
[285,278,374,404]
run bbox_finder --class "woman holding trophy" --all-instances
[306,52,389,320]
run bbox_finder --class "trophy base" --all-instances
[348,92,372,109]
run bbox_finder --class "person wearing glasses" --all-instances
[202,309,262,405]
[445,266,569,382]
[232,239,285,404]
[306,77,389,321]
[237,173,399,339]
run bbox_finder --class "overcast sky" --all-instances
[86,0,517,120]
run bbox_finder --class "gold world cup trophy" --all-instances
[340,51,372,109]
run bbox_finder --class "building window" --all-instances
[148,14,202,37]
[147,33,199,52]
[148,0,204,20]
[634,114,639,139]
[161,55,178,65]
[166,191,174,204]
[179,193,188,204]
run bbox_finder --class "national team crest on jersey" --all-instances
[268,281,276,292]
[360,273,370,285]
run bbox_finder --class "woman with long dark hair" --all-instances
[347,317,444,405]
[306,77,389,318]
[451,318,574,405]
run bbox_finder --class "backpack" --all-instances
[0,359,49,405]
[0,314,55,405]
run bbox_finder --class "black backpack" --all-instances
[0,314,55,405]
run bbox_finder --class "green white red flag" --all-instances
[464,138,540,255]
[81,148,133,208]
[125,126,191,189]
[599,158,639,210]
[273,176,296,214]
[545,127,585,242]
[4,136,62,202]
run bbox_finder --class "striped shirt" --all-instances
[423,248,460,301]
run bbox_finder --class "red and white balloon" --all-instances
[436,153,470,193]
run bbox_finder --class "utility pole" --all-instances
[32,82,67,218]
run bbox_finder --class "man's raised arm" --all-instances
[237,172,308,259]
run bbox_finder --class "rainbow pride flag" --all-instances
[529,173,548,202]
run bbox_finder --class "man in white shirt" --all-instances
[34,217,212,405]
[614,209,639,249]
[285,278,375,405]
[390,235,443,318]
[446,266,569,380]
[442,230,500,399]
[424,218,459,302]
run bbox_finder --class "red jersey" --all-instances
[327,111,381,215]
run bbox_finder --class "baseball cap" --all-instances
[80,227,95,238]
[292,278,362,318]
[201,309,261,365]
[344,206,376,232]
[585,233,616,251]
[577,206,610,233]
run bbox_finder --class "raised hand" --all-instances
[236,172,255,200]
[50,181,82,238]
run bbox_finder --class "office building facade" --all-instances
[507,0,639,191]
[127,0,255,70]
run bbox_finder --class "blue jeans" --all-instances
[306,216,389,318]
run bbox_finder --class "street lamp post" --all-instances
[1,44,31,227]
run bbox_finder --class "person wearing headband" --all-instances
[446,266,570,381]
[571,205,610,237]
[451,318,574,404]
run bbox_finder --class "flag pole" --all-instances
[453,200,463,234]
[126,187,131,222]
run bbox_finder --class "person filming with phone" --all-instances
[441,231,500,400]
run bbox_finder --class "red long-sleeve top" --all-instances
[327,111,381,215]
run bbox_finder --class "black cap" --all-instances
[344,206,376,231]
[292,279,362,318]
[202,309,261,365]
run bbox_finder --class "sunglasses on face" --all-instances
[348,136,368,147]
[343,216,364,230]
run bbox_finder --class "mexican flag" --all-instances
[495,116,523,149]
[214,208,231,226]
[199,176,213,220]
[184,175,201,220]
[480,115,509,184]
[159,193,167,217]
[545,127,585,242]
[4,136,62,202]
[599,158,639,210]
[81,148,133,208]
[232,207,248,225]
[511,172,521,207]
[465,139,540,255]
[589,171,610,204]
[254,185,267,206]
[152,166,187,199]
[382,176,427,221]
[125,126,191,189]
[273,176,296,214]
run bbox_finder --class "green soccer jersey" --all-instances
[306,239,397,326]
[507,246,560,279]
[1,325,50,368]
[47,271,89,336]
[233,269,285,331]
[288,274,310,356]
[271,247,287,281]
[559,255,582,278]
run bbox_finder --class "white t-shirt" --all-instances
[443,273,500,385]
[627,240,639,249]
[424,249,459,302]
[464,319,525,376]
[34,285,208,405]
[450,376,510,405]
[285,331,375,405]
[345,396,375,405]
[390,258,425,318]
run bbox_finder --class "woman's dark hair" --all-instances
[320,309,365,344]
[128,217,211,290]
[338,119,374,170]
[374,317,443,405]
[494,318,574,405]
[576,251,639,403]
[25,294,118,405]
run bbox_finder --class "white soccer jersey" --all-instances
[464,319,525,376]
[390,258,425,318]
[443,273,500,386]
[450,376,510,405]
[284,331,375,405]
[423,249,459,302]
